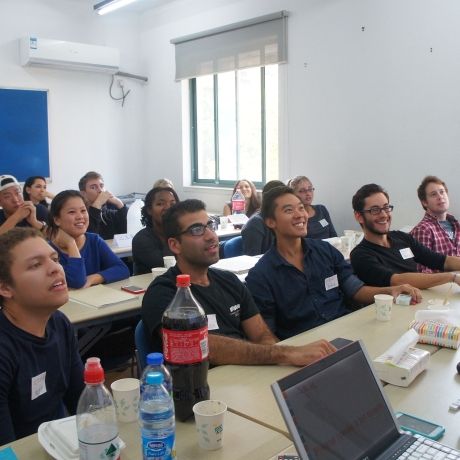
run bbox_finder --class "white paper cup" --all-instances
[111,378,140,423]
[374,294,393,321]
[219,216,229,230]
[151,266,168,280]
[340,236,352,253]
[193,400,227,450]
[163,256,176,268]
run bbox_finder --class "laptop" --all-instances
[271,340,459,460]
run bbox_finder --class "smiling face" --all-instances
[422,182,450,218]
[355,192,392,236]
[0,236,68,313]
[292,179,314,207]
[0,185,24,215]
[237,181,252,199]
[53,197,89,238]
[26,178,47,204]
[149,190,177,228]
[265,193,308,239]
[169,210,220,268]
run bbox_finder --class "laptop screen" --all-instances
[272,341,401,460]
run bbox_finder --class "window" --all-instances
[190,64,278,187]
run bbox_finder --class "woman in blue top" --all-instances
[288,175,337,239]
[48,190,129,288]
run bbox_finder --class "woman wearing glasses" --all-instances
[288,176,337,239]
[132,187,180,274]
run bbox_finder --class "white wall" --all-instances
[2,0,460,232]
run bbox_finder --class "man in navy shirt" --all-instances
[0,175,48,236]
[0,228,84,443]
[245,186,421,340]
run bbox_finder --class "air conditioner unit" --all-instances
[19,37,120,74]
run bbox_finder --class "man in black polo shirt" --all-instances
[0,175,48,236]
[350,183,460,289]
[142,199,336,366]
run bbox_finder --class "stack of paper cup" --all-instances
[151,267,167,280]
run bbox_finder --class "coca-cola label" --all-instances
[232,199,245,212]
[162,326,209,364]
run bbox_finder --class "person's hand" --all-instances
[283,339,337,366]
[390,284,422,305]
[51,228,78,253]
[12,203,33,222]
[92,190,112,209]
[83,273,104,288]
[106,193,124,209]
[23,201,40,227]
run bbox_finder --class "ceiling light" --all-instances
[93,0,138,15]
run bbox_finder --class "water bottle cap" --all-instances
[176,274,190,287]
[84,357,104,384]
[146,352,164,365]
[146,371,164,385]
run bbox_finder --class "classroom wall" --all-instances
[2,0,460,233]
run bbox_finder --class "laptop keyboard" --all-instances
[396,434,460,459]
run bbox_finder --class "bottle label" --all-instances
[232,199,245,212]
[79,438,120,460]
[162,326,208,364]
[142,433,175,459]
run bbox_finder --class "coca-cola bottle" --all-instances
[231,188,246,215]
[161,274,210,421]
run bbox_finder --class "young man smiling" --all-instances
[0,228,84,444]
[410,176,460,272]
[245,186,421,340]
[350,183,460,288]
[142,199,336,366]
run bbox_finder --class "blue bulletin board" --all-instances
[0,88,50,181]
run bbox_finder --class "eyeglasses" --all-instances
[298,187,315,194]
[361,205,394,216]
[178,220,218,237]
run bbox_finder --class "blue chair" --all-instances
[135,320,153,376]
[223,236,243,258]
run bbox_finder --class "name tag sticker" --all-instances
[207,314,219,331]
[319,219,329,228]
[399,247,414,260]
[325,274,339,291]
[31,372,47,400]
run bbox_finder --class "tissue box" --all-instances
[373,347,430,387]
[410,320,460,349]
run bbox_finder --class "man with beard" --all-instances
[350,183,460,288]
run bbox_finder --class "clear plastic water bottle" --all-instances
[231,188,246,215]
[76,357,120,460]
[139,372,176,460]
[140,352,172,396]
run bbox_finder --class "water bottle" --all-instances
[231,188,246,215]
[161,274,210,421]
[127,198,144,236]
[139,372,176,460]
[76,357,120,460]
[141,352,172,396]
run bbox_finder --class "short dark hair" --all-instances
[78,171,102,191]
[261,186,297,220]
[23,176,47,205]
[417,176,448,210]
[352,184,389,212]
[163,199,206,240]
[141,187,180,228]
[49,190,86,232]
[262,180,285,195]
[0,228,44,302]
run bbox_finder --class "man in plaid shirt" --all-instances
[410,176,460,273]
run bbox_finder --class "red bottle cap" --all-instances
[176,274,191,287]
[84,357,105,384]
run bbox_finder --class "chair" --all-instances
[222,235,243,258]
[135,320,153,376]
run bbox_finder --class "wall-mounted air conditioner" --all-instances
[19,37,120,74]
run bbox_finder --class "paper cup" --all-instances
[163,256,176,268]
[374,294,393,321]
[193,400,227,450]
[111,378,140,423]
[219,216,229,230]
[151,266,168,280]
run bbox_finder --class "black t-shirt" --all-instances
[141,266,260,351]
[350,230,446,286]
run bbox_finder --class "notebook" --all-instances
[271,340,456,460]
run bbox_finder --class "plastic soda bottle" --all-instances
[161,274,210,421]
[231,188,245,214]
[140,352,173,396]
[76,357,120,460]
[139,372,176,460]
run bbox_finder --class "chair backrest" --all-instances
[135,320,152,374]
[223,235,243,258]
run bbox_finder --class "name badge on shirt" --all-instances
[325,274,339,291]
[31,372,47,400]
[319,219,329,228]
[207,314,219,331]
[399,247,414,260]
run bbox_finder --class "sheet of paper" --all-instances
[69,285,137,308]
